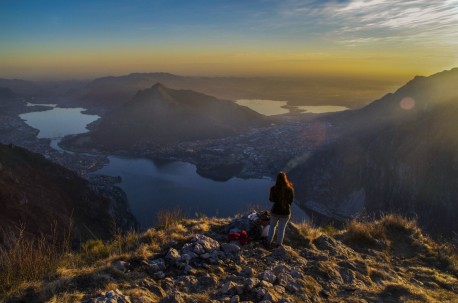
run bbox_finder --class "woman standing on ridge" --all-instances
[266,171,294,247]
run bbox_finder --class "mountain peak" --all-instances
[150,82,168,90]
[148,82,174,97]
[86,85,268,149]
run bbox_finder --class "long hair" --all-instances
[274,172,294,208]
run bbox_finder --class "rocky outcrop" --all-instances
[5,216,457,302]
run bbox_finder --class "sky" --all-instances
[0,0,457,80]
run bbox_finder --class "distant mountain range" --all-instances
[0,87,16,106]
[1,73,399,110]
[290,68,458,237]
[73,73,400,109]
[0,143,136,246]
[64,83,269,150]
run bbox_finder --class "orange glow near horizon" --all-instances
[1,47,456,81]
[1,1,457,81]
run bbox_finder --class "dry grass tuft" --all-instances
[285,220,321,248]
[320,224,340,236]
[0,225,71,296]
[46,292,84,303]
[189,293,212,303]
[345,219,382,246]
[156,207,186,231]
[380,214,419,234]
[295,220,322,241]
[189,220,211,233]
[134,243,154,260]
[425,242,458,275]
[343,214,423,249]
[380,283,432,303]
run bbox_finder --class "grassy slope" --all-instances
[1,213,457,303]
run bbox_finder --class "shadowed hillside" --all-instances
[289,68,458,237]
[0,143,136,246]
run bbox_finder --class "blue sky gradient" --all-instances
[1,0,457,79]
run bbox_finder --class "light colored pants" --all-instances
[267,214,291,245]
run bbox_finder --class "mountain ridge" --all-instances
[64,83,269,151]
[289,68,458,237]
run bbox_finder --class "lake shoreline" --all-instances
[15,103,311,227]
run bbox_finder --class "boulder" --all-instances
[240,267,256,278]
[221,281,237,294]
[165,248,181,262]
[113,260,130,271]
[194,234,221,251]
[221,243,241,254]
[244,278,260,289]
[90,289,131,303]
[259,270,276,284]
[139,278,167,298]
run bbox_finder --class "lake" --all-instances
[20,106,100,153]
[19,105,310,227]
[20,106,99,139]
[236,99,349,116]
[236,99,289,116]
[94,156,308,227]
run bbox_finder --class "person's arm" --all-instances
[288,188,294,205]
[269,186,276,202]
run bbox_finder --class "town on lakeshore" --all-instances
[1,97,337,184]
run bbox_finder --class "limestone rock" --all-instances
[272,264,289,276]
[139,278,167,298]
[199,274,219,287]
[244,277,260,289]
[230,295,240,303]
[90,289,131,303]
[240,267,256,277]
[221,281,237,294]
[153,271,165,280]
[259,270,276,284]
[113,260,130,271]
[221,242,241,254]
[193,243,206,255]
[148,258,166,271]
[166,248,181,262]
[200,253,211,259]
[193,234,220,251]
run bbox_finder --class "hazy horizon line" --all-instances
[2,68,450,83]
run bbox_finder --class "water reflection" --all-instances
[94,156,309,227]
[236,99,289,116]
[20,105,309,227]
[236,99,349,116]
[19,107,99,139]
[295,105,349,114]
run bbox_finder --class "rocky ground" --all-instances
[2,215,457,303]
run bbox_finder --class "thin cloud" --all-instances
[277,0,458,46]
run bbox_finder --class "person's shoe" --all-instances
[263,240,272,249]
[276,243,283,248]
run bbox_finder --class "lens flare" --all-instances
[304,120,328,147]
[400,97,415,110]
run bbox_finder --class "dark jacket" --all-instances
[269,185,294,216]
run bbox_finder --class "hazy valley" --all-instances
[1,68,457,302]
